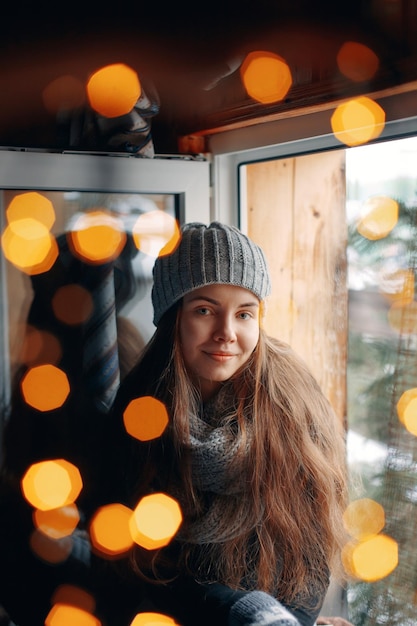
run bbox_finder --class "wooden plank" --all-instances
[245,150,347,423]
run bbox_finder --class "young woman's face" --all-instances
[179,283,261,400]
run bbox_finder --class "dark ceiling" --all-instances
[1,1,416,154]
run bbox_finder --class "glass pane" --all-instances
[2,189,177,405]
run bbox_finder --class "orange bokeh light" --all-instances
[33,503,80,539]
[379,268,414,305]
[30,528,74,564]
[132,210,181,258]
[123,396,169,442]
[343,498,385,540]
[90,503,134,556]
[240,50,292,104]
[21,459,83,511]
[350,534,398,582]
[69,210,127,264]
[387,300,417,335]
[52,585,96,615]
[356,196,398,240]
[45,603,100,626]
[52,284,94,325]
[331,96,385,147]
[21,363,70,411]
[129,493,182,550]
[130,613,179,626]
[1,218,59,275]
[337,41,379,82]
[86,63,141,118]
[20,326,62,366]
[43,75,86,114]
[6,192,56,230]
[397,387,417,436]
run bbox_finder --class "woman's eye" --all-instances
[196,307,211,315]
[238,311,252,320]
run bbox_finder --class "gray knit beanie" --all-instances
[151,221,271,326]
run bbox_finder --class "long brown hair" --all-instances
[115,304,348,606]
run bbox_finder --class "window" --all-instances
[211,119,417,624]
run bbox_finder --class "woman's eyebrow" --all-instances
[185,295,259,308]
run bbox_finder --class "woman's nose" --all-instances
[213,316,236,342]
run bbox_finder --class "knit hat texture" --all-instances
[151,221,271,326]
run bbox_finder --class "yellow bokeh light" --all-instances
[337,41,379,82]
[69,210,127,264]
[90,503,134,556]
[132,211,181,258]
[343,498,385,540]
[397,388,417,436]
[86,63,141,118]
[1,218,58,275]
[30,528,73,564]
[6,192,56,230]
[130,613,179,626]
[331,96,385,147]
[21,363,70,411]
[379,268,414,305]
[351,534,398,582]
[123,396,169,442]
[129,493,182,550]
[45,603,100,626]
[20,326,62,366]
[33,503,80,539]
[21,459,83,511]
[52,284,94,326]
[387,300,417,334]
[357,196,398,240]
[240,50,292,104]
[42,75,86,114]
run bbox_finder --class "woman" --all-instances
[108,222,349,626]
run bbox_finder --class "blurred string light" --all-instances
[129,492,182,550]
[45,603,101,626]
[343,534,398,582]
[379,268,415,306]
[20,363,70,411]
[331,96,385,147]
[6,192,56,229]
[33,503,80,539]
[240,50,292,104]
[52,585,96,616]
[130,613,179,625]
[356,196,399,240]
[21,459,83,510]
[42,75,86,115]
[132,210,181,258]
[30,528,74,564]
[1,192,58,275]
[123,396,169,441]
[337,41,380,82]
[69,210,127,264]
[397,388,417,436]
[86,63,141,118]
[89,503,134,557]
[51,284,94,326]
[19,325,63,366]
[1,216,58,275]
[342,498,398,581]
[343,498,385,540]
[387,300,417,335]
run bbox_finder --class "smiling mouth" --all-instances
[205,352,236,361]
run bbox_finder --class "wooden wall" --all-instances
[244,150,347,424]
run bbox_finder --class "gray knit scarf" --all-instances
[176,382,262,544]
